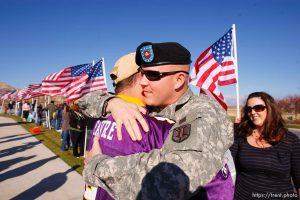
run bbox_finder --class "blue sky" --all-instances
[0,0,299,105]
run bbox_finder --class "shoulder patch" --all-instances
[172,124,191,143]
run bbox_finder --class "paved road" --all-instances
[0,116,84,200]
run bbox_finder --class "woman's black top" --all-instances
[230,131,300,199]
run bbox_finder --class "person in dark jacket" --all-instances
[46,101,56,128]
[8,101,14,114]
[69,103,85,157]
[36,104,43,126]
[61,103,71,151]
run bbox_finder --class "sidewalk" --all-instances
[0,116,85,200]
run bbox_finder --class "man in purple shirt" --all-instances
[83,52,174,200]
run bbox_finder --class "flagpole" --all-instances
[0,99,4,114]
[21,101,24,119]
[47,110,51,129]
[232,24,240,119]
[84,125,88,158]
[82,59,95,158]
[101,57,108,88]
[44,95,47,107]
[35,98,38,124]
[15,101,18,115]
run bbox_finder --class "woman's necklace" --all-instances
[252,129,261,139]
[251,129,271,148]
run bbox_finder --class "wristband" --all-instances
[102,97,115,117]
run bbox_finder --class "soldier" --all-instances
[81,42,234,199]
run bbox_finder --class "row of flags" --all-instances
[1,24,239,111]
[1,58,107,102]
[42,59,107,102]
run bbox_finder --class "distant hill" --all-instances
[0,81,16,95]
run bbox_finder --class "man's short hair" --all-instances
[114,72,139,94]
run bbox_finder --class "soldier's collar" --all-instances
[159,88,193,119]
[174,88,193,106]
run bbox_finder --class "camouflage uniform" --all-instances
[80,89,233,200]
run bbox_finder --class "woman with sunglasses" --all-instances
[230,92,300,199]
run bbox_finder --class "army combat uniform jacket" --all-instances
[80,89,234,200]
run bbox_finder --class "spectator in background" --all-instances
[22,101,30,122]
[61,103,71,151]
[83,114,98,154]
[8,101,14,114]
[30,100,36,123]
[17,102,22,117]
[55,104,63,130]
[230,92,300,199]
[41,108,48,127]
[46,100,56,128]
[31,100,36,111]
[36,104,43,126]
[3,104,8,114]
[69,103,85,158]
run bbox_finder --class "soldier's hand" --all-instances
[106,98,149,141]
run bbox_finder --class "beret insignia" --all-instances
[172,124,191,143]
[140,45,154,63]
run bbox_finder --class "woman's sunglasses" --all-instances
[139,68,189,81]
[245,104,266,113]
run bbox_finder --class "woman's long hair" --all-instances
[237,92,288,144]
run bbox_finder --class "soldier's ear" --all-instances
[174,73,187,90]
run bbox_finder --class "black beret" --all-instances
[135,42,192,67]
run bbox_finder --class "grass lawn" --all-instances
[0,114,84,175]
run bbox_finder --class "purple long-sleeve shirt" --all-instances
[86,114,174,200]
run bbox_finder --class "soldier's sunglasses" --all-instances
[245,104,266,113]
[139,68,189,81]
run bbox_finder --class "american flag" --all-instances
[17,84,41,101]
[2,90,17,100]
[8,90,18,100]
[42,59,107,102]
[189,27,237,110]
[24,84,43,100]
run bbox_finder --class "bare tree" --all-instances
[277,95,300,122]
